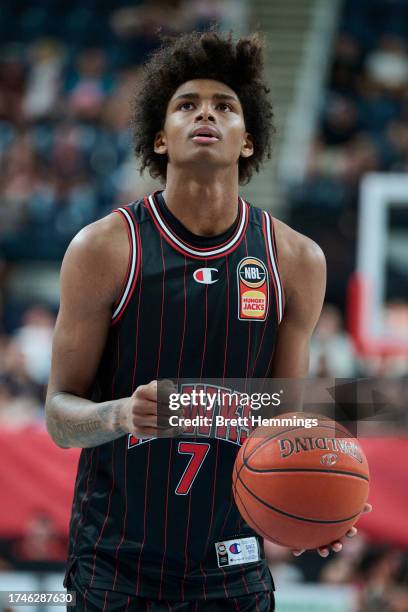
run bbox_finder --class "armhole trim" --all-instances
[263,211,285,323]
[111,207,140,324]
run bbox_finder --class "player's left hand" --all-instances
[291,503,372,558]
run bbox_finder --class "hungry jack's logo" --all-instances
[237,257,269,321]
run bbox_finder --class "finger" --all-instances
[132,398,158,416]
[133,412,185,434]
[135,381,158,402]
[133,414,173,429]
[318,547,329,558]
[331,542,342,553]
[291,549,305,557]
[158,379,177,393]
[346,527,357,538]
[158,379,178,403]
[362,503,372,514]
[158,401,183,418]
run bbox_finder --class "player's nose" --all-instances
[195,102,216,122]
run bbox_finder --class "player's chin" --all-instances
[187,145,222,158]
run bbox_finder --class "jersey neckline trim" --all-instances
[155,191,240,249]
[145,192,249,259]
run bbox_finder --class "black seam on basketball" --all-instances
[237,472,361,524]
[245,423,358,465]
[233,477,286,545]
[242,465,369,481]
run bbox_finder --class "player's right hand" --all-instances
[122,379,183,438]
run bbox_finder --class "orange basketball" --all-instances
[232,413,370,550]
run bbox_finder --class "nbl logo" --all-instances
[238,260,266,288]
[237,257,269,321]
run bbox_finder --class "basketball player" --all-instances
[46,32,371,610]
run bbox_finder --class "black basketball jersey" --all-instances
[64,191,284,600]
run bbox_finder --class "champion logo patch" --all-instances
[215,537,259,568]
[229,543,241,554]
[237,257,269,321]
[193,268,219,284]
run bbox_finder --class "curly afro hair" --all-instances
[132,30,274,185]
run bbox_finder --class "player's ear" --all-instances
[240,132,254,159]
[154,131,168,155]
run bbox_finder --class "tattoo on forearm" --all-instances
[47,394,128,448]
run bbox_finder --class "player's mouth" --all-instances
[190,125,221,144]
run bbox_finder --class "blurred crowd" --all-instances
[290,4,408,605]
[289,0,408,314]
[0,0,243,259]
[0,304,53,430]
[266,537,408,612]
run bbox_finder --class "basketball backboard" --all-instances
[348,173,408,357]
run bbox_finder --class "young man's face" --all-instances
[154,79,254,176]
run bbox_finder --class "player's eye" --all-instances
[179,102,195,111]
[216,103,232,112]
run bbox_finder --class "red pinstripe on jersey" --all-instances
[136,442,151,595]
[156,234,166,378]
[181,483,193,601]
[90,441,116,587]
[222,256,230,382]
[200,274,209,379]
[244,236,252,386]
[177,256,188,379]
[112,441,128,590]
[204,439,219,553]
[72,448,93,558]
[72,446,99,562]
[159,439,174,599]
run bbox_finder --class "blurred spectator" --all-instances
[0,47,26,125]
[320,95,360,146]
[11,513,66,567]
[310,304,357,377]
[66,48,114,122]
[13,305,54,386]
[22,39,63,121]
[358,547,408,612]
[264,540,304,587]
[0,389,39,430]
[365,35,408,92]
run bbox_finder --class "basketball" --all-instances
[232,414,370,550]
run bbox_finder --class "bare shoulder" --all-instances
[68,211,127,259]
[273,218,326,301]
[273,218,325,275]
[61,211,130,307]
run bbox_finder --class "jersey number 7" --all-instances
[175,442,211,495]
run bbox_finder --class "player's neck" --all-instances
[162,168,240,237]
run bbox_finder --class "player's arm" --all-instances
[270,223,326,379]
[45,215,172,449]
